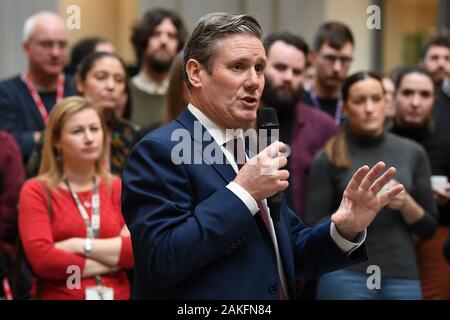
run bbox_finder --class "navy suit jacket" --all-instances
[121,108,366,299]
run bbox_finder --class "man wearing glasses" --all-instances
[303,22,354,125]
[0,11,75,163]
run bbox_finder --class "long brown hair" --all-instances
[324,71,384,169]
[39,96,111,190]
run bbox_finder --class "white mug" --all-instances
[431,175,448,193]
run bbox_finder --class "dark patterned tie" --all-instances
[230,137,287,299]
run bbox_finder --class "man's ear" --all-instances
[342,103,349,118]
[186,59,204,89]
[23,41,31,58]
[75,78,84,94]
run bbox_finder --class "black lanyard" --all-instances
[63,177,100,238]
[309,90,343,125]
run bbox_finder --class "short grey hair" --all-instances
[22,11,63,42]
[183,12,263,90]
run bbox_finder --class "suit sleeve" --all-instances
[121,137,260,290]
[285,204,366,280]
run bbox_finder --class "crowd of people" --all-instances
[0,8,449,300]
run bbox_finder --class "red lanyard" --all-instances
[23,73,65,125]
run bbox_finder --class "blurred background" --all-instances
[0,0,449,78]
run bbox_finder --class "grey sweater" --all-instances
[304,131,438,279]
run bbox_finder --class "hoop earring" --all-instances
[56,148,63,164]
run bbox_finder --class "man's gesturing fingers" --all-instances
[379,184,404,207]
[346,165,370,192]
[369,167,397,195]
[359,162,386,191]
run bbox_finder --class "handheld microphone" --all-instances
[257,107,281,222]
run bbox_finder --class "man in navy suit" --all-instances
[121,12,403,300]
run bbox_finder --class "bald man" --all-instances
[0,11,76,162]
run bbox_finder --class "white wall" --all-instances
[0,0,58,79]
[325,0,375,73]
[0,0,376,79]
[137,0,375,71]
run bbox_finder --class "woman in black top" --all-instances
[304,71,437,300]
[391,65,450,299]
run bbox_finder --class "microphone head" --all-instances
[257,107,279,129]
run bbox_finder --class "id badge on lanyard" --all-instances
[85,286,114,300]
[64,177,101,238]
[64,177,112,299]
[86,276,113,300]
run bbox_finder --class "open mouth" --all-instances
[241,96,258,105]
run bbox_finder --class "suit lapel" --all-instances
[177,108,236,183]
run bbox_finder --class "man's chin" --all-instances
[235,112,257,129]
[324,78,342,88]
[44,66,64,76]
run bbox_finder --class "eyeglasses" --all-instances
[33,40,68,51]
[319,54,353,67]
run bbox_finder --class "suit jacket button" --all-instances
[268,284,278,295]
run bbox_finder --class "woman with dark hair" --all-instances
[391,65,450,299]
[304,71,437,299]
[66,37,115,75]
[27,52,140,177]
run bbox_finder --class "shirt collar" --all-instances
[132,71,169,95]
[187,103,244,147]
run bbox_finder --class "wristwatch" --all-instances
[83,238,93,257]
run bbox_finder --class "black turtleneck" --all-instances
[304,131,438,279]
[392,123,450,226]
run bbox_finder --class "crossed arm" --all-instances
[54,225,130,277]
